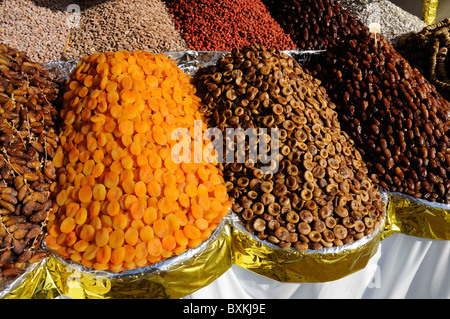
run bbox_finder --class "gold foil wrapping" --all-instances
[0,260,50,299]
[1,51,449,298]
[3,188,448,298]
[232,190,450,284]
[6,217,233,299]
[383,192,450,241]
[232,214,384,283]
[423,0,439,25]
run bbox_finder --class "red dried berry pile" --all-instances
[262,0,369,50]
[164,0,297,51]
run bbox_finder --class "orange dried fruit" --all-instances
[48,50,230,272]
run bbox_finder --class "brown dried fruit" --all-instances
[311,32,450,204]
[0,44,58,285]
[194,44,385,252]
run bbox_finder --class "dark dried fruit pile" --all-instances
[311,33,450,204]
[262,0,369,50]
[397,18,450,100]
[194,44,385,252]
[0,44,59,283]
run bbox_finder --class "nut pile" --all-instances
[164,0,297,51]
[0,44,59,283]
[46,50,231,272]
[193,44,385,251]
[338,0,426,47]
[0,0,72,63]
[262,0,369,50]
[65,0,189,60]
[311,33,450,204]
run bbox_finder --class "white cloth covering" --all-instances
[186,233,450,299]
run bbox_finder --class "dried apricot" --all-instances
[50,50,231,272]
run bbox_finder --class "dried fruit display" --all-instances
[46,50,231,272]
[397,18,450,100]
[193,44,385,251]
[262,0,369,50]
[339,0,426,47]
[0,0,72,63]
[311,33,450,204]
[0,44,59,283]
[164,0,297,51]
[65,0,189,60]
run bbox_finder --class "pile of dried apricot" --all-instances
[46,50,231,272]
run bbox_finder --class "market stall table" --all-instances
[186,233,450,299]
[0,0,448,300]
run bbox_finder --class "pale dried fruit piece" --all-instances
[28,251,47,264]
[333,225,348,240]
